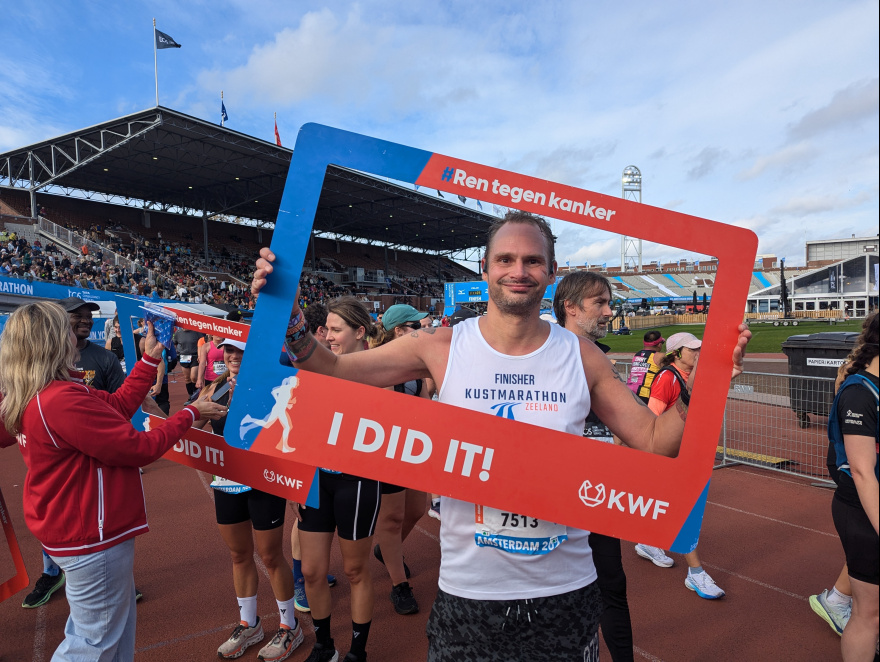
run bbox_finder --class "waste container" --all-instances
[781,332,858,428]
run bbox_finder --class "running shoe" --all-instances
[294,578,310,613]
[428,502,441,521]
[135,587,143,602]
[218,617,264,659]
[257,623,304,661]
[373,544,411,579]
[327,574,337,588]
[21,572,66,608]
[343,653,366,662]
[303,642,339,662]
[390,582,419,615]
[685,570,725,599]
[634,544,674,568]
[809,589,851,636]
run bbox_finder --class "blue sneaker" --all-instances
[327,574,337,588]
[294,578,310,613]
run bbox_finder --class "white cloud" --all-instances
[789,77,879,140]
[738,142,817,180]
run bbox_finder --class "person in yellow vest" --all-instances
[625,331,664,403]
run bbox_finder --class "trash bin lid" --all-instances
[781,332,859,351]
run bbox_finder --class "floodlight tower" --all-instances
[620,165,643,272]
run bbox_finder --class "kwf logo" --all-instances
[578,480,669,520]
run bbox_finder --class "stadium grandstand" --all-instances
[0,106,489,315]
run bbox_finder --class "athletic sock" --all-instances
[350,620,371,659]
[237,595,258,627]
[277,597,297,629]
[828,587,852,607]
[42,550,60,577]
[688,566,704,576]
[292,558,303,583]
[313,616,332,646]
[185,382,196,396]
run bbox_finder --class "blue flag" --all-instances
[221,101,229,124]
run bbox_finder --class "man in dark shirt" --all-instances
[553,271,634,662]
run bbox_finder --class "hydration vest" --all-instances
[627,349,661,403]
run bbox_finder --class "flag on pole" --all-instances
[155,29,181,49]
[274,115,282,146]
[436,190,445,198]
[476,200,483,210]
[457,194,467,204]
[221,100,229,125]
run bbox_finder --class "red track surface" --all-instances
[0,366,846,661]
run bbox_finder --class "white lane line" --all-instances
[414,524,440,543]
[32,602,46,662]
[706,501,836,538]
[702,562,806,601]
[635,646,666,662]
[726,465,831,487]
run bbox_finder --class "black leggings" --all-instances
[590,532,634,662]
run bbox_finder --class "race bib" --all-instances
[213,361,228,375]
[180,354,192,363]
[210,476,250,494]
[474,505,567,555]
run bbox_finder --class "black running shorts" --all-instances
[426,582,601,662]
[298,471,381,541]
[380,482,406,495]
[832,492,879,585]
[213,488,286,531]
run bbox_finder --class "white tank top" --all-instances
[437,317,597,600]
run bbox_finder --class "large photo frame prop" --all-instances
[0,486,28,603]
[114,295,320,506]
[232,124,757,552]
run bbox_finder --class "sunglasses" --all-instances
[404,321,422,330]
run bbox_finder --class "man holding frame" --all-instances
[252,210,751,662]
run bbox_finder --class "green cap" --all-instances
[382,304,428,331]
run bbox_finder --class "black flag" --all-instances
[155,29,181,49]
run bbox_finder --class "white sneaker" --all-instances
[218,617,264,659]
[634,543,674,568]
[685,570,725,599]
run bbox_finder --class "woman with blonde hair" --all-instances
[371,304,431,616]
[0,301,225,661]
[292,296,380,662]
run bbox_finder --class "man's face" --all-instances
[564,290,613,341]
[68,306,94,342]
[483,223,556,317]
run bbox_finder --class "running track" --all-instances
[0,363,845,661]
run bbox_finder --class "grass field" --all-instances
[600,319,863,354]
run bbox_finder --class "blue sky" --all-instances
[1,0,877,268]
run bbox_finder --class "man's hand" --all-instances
[252,247,276,297]
[731,323,752,379]
[143,321,165,360]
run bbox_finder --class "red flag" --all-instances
[274,119,282,146]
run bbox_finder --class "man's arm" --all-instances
[583,341,685,457]
[285,308,447,387]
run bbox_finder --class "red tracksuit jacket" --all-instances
[0,355,199,556]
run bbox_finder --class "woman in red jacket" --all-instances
[0,301,225,661]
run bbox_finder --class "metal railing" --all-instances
[37,217,153,279]
[716,371,834,484]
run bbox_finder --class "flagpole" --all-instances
[153,18,159,107]
[221,90,224,127]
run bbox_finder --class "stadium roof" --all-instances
[0,107,495,254]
